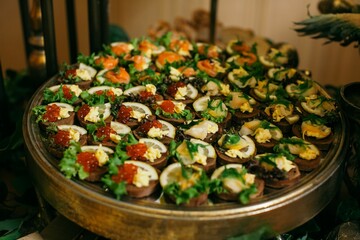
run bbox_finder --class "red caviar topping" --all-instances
[126,143,147,160]
[117,105,132,123]
[53,130,71,147]
[160,100,175,114]
[139,90,154,101]
[111,164,138,184]
[96,125,116,142]
[77,152,98,173]
[62,85,73,99]
[77,104,90,120]
[138,119,162,134]
[167,82,186,98]
[43,104,61,122]
[64,69,77,79]
[95,90,104,95]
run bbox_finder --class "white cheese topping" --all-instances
[225,149,250,159]
[95,147,109,166]
[174,101,186,113]
[170,67,181,81]
[76,69,92,81]
[145,84,157,95]
[265,104,293,122]
[68,128,80,142]
[301,121,331,139]
[239,102,253,113]
[275,156,295,172]
[184,120,218,140]
[193,152,207,166]
[84,106,100,123]
[132,167,151,187]
[174,86,188,100]
[299,147,319,160]
[220,83,230,96]
[59,107,71,119]
[147,127,168,138]
[110,87,123,96]
[131,110,146,122]
[143,147,161,162]
[110,133,121,143]
[69,85,82,97]
[254,128,272,143]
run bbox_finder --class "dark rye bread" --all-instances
[126,180,159,198]
[133,128,174,145]
[58,78,94,90]
[248,135,277,154]
[87,136,118,149]
[232,107,261,123]
[47,133,87,158]
[39,112,75,131]
[292,123,334,151]
[77,112,113,128]
[215,147,255,165]
[85,166,108,182]
[260,111,293,134]
[265,165,301,189]
[142,152,168,170]
[294,154,322,172]
[202,127,222,144]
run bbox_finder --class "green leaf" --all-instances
[43,85,79,104]
[221,134,241,148]
[102,176,127,200]
[156,32,172,48]
[0,218,24,238]
[259,120,278,130]
[59,142,81,179]
[169,140,178,157]
[238,185,257,205]
[163,168,209,205]
[302,114,328,125]
[31,105,46,123]
[77,165,89,180]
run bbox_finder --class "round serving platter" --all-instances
[23,76,347,240]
